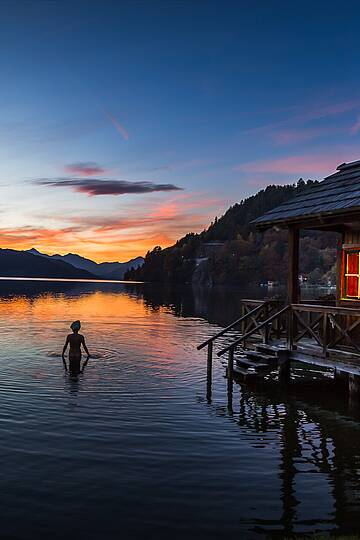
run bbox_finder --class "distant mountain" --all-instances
[0,249,96,279]
[27,249,144,280]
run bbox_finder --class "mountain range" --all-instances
[27,248,144,279]
[0,248,143,280]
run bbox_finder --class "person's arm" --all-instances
[81,357,89,373]
[62,335,70,370]
[81,336,90,358]
[62,335,69,358]
[62,356,68,371]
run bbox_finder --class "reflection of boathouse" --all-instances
[199,159,360,402]
[217,380,360,536]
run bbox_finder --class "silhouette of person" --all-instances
[62,320,90,375]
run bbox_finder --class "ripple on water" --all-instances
[0,287,358,539]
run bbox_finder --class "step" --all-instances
[236,357,269,370]
[256,344,283,356]
[233,364,261,378]
[245,350,278,363]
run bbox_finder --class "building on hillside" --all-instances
[196,241,225,259]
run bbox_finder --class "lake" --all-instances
[0,279,359,539]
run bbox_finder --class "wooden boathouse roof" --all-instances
[253,159,360,230]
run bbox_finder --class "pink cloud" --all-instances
[65,162,107,176]
[271,126,340,145]
[244,99,360,144]
[106,111,129,140]
[351,115,360,134]
[301,99,360,122]
[236,149,360,177]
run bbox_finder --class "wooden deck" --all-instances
[198,299,360,400]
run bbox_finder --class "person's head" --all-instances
[70,320,81,334]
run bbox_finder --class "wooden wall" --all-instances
[343,229,360,248]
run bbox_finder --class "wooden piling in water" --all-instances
[206,342,213,402]
[348,373,360,412]
[227,348,234,411]
[349,373,360,400]
[334,368,349,390]
[278,349,291,385]
[227,348,234,379]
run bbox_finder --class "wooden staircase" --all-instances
[232,343,282,379]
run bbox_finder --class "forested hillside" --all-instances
[125,180,338,286]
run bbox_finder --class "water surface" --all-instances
[0,280,359,539]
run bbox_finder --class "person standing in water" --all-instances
[62,320,90,374]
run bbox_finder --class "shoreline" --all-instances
[0,276,144,284]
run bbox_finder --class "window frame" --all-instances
[342,248,360,300]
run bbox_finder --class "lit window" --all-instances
[344,251,360,298]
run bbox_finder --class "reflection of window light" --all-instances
[344,251,360,299]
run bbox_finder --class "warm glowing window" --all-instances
[344,251,360,298]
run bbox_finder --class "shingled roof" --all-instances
[253,159,360,230]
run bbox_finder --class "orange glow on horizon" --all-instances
[0,231,174,262]
[0,193,225,262]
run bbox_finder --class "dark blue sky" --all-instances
[1,0,360,260]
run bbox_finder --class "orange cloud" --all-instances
[0,194,224,262]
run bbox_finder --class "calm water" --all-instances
[0,280,359,539]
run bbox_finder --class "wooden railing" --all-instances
[217,305,290,357]
[290,304,360,357]
[197,299,282,351]
[214,303,360,359]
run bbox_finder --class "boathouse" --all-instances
[254,159,360,306]
[198,159,360,402]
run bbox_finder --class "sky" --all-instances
[1,0,360,262]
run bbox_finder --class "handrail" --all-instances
[197,303,266,350]
[292,303,360,316]
[217,305,291,357]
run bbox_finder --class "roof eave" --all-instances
[254,206,360,232]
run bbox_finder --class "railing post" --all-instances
[287,307,294,350]
[322,312,329,357]
[206,342,213,402]
[228,347,234,379]
[263,303,271,344]
[275,310,281,340]
[241,303,245,335]
[227,348,234,412]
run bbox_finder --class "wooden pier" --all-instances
[198,299,360,402]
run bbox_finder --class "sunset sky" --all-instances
[2,0,360,261]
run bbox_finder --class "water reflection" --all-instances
[0,279,358,538]
[214,377,360,536]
